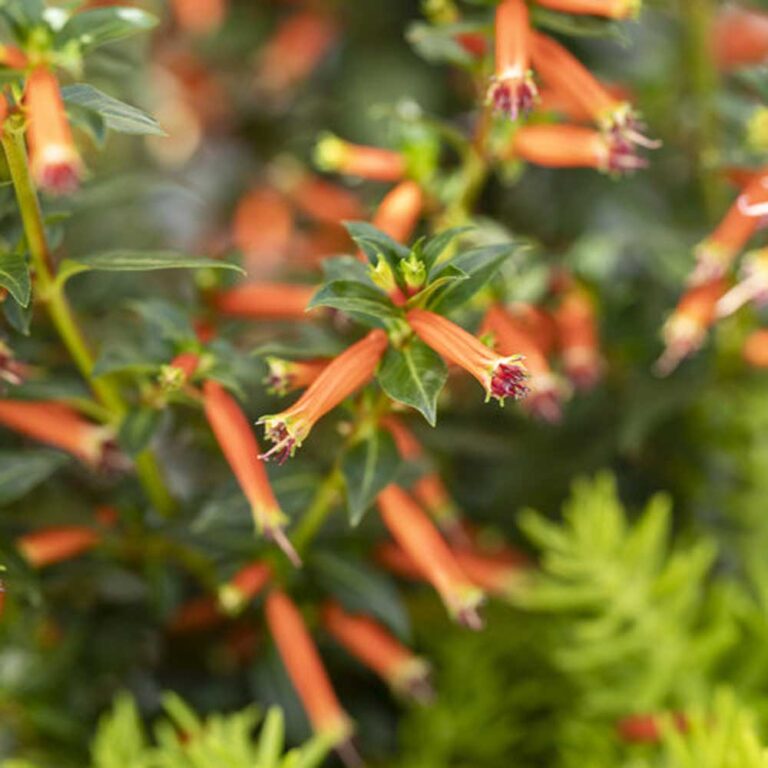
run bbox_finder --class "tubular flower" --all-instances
[25,67,83,195]
[406,308,529,404]
[168,595,224,635]
[553,286,603,391]
[259,329,388,462]
[264,357,330,396]
[383,416,464,538]
[743,329,768,368]
[322,601,433,702]
[530,33,654,146]
[511,124,646,174]
[255,10,338,96]
[170,0,227,34]
[232,187,294,272]
[0,44,28,69]
[487,0,537,120]
[17,526,100,569]
[218,561,272,615]
[0,400,118,468]
[377,484,485,629]
[451,549,528,600]
[214,282,316,320]
[202,380,300,566]
[159,352,200,390]
[315,134,406,182]
[617,713,688,744]
[655,279,728,376]
[716,248,768,319]
[265,589,354,746]
[371,180,424,246]
[483,304,568,422]
[713,5,768,72]
[533,0,640,19]
[286,173,364,224]
[692,172,768,283]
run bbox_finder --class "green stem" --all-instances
[293,469,343,554]
[1,118,175,516]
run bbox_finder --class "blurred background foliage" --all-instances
[4,0,768,766]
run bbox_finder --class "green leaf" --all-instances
[58,250,243,285]
[91,693,148,768]
[377,339,447,426]
[62,84,165,137]
[0,450,69,505]
[307,280,398,322]
[92,347,161,378]
[257,708,285,768]
[2,294,32,335]
[428,243,514,313]
[344,221,411,271]
[0,247,30,307]
[341,428,399,525]
[55,7,158,52]
[422,226,474,272]
[314,553,411,639]
[321,254,375,286]
[406,21,483,68]
[118,407,161,456]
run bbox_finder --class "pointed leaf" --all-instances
[0,450,69,505]
[377,339,447,426]
[0,247,30,307]
[341,428,399,525]
[308,280,398,322]
[56,7,158,51]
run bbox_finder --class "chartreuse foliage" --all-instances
[2,695,330,768]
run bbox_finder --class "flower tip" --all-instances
[490,357,530,403]
[266,525,303,568]
[487,73,538,121]
[403,669,435,705]
[38,160,80,196]
[456,604,485,631]
[335,738,365,768]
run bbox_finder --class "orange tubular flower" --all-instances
[202,380,300,566]
[372,181,424,245]
[232,187,294,273]
[265,590,354,746]
[692,173,768,283]
[170,0,227,35]
[743,329,768,368]
[264,357,329,396]
[511,125,645,174]
[655,279,728,376]
[533,0,639,20]
[25,67,83,195]
[259,329,388,462]
[483,304,568,422]
[0,400,117,467]
[713,5,768,72]
[287,174,364,224]
[214,282,316,320]
[617,712,688,744]
[17,526,100,568]
[256,10,338,95]
[168,595,224,635]
[315,134,406,182]
[322,601,432,702]
[451,549,527,600]
[487,0,537,120]
[383,416,464,537]
[553,287,603,391]
[218,561,272,614]
[0,44,28,69]
[377,484,485,629]
[406,308,529,404]
[530,33,653,146]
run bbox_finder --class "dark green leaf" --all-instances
[62,84,165,137]
[118,407,162,456]
[0,450,69,505]
[2,294,32,335]
[128,299,196,344]
[55,7,158,52]
[92,347,162,378]
[59,250,243,284]
[341,428,399,525]
[422,226,474,273]
[344,221,411,273]
[0,247,30,306]
[307,280,398,322]
[530,7,627,41]
[377,339,447,426]
[406,21,483,68]
[314,552,411,639]
[428,243,514,313]
[321,255,375,286]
